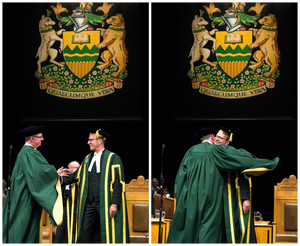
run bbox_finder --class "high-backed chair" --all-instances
[274,175,297,243]
[153,194,174,219]
[126,175,149,243]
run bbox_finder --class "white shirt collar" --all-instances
[25,143,35,148]
[202,140,213,144]
[88,149,105,173]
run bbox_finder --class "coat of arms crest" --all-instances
[188,3,280,99]
[35,2,128,99]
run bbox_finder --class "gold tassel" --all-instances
[92,129,106,140]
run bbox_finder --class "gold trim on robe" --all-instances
[53,175,63,226]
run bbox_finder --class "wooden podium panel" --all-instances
[255,222,275,244]
[151,219,166,244]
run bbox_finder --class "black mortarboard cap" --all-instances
[194,126,219,139]
[17,125,46,138]
[90,129,111,140]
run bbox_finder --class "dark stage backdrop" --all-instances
[151,1,299,221]
[3,2,148,119]
[2,1,150,183]
[1,1,299,224]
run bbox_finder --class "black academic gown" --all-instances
[223,171,257,243]
[54,183,78,243]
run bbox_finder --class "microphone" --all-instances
[7,145,13,243]
[161,144,166,175]
[159,143,166,243]
[9,145,13,178]
[162,144,165,154]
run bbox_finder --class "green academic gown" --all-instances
[167,142,279,243]
[75,149,130,243]
[2,145,63,243]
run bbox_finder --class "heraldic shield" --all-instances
[63,30,100,79]
[215,30,252,78]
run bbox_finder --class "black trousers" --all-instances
[82,199,101,243]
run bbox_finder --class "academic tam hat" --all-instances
[194,126,219,139]
[90,129,111,140]
[17,125,46,138]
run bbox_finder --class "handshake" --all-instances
[57,161,80,177]
[57,167,71,177]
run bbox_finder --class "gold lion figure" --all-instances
[249,14,280,77]
[96,14,128,78]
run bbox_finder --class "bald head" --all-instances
[68,161,80,174]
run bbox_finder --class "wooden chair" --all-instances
[2,194,5,206]
[126,175,149,243]
[153,194,174,219]
[41,209,53,243]
[273,175,298,243]
[153,194,175,242]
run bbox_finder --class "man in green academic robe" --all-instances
[63,129,130,243]
[2,126,68,243]
[167,127,279,243]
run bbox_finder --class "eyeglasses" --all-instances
[88,139,98,142]
[33,135,43,139]
[215,135,228,141]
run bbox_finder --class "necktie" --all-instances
[91,161,96,173]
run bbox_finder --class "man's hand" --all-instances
[109,204,117,218]
[243,200,250,214]
[57,167,71,177]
